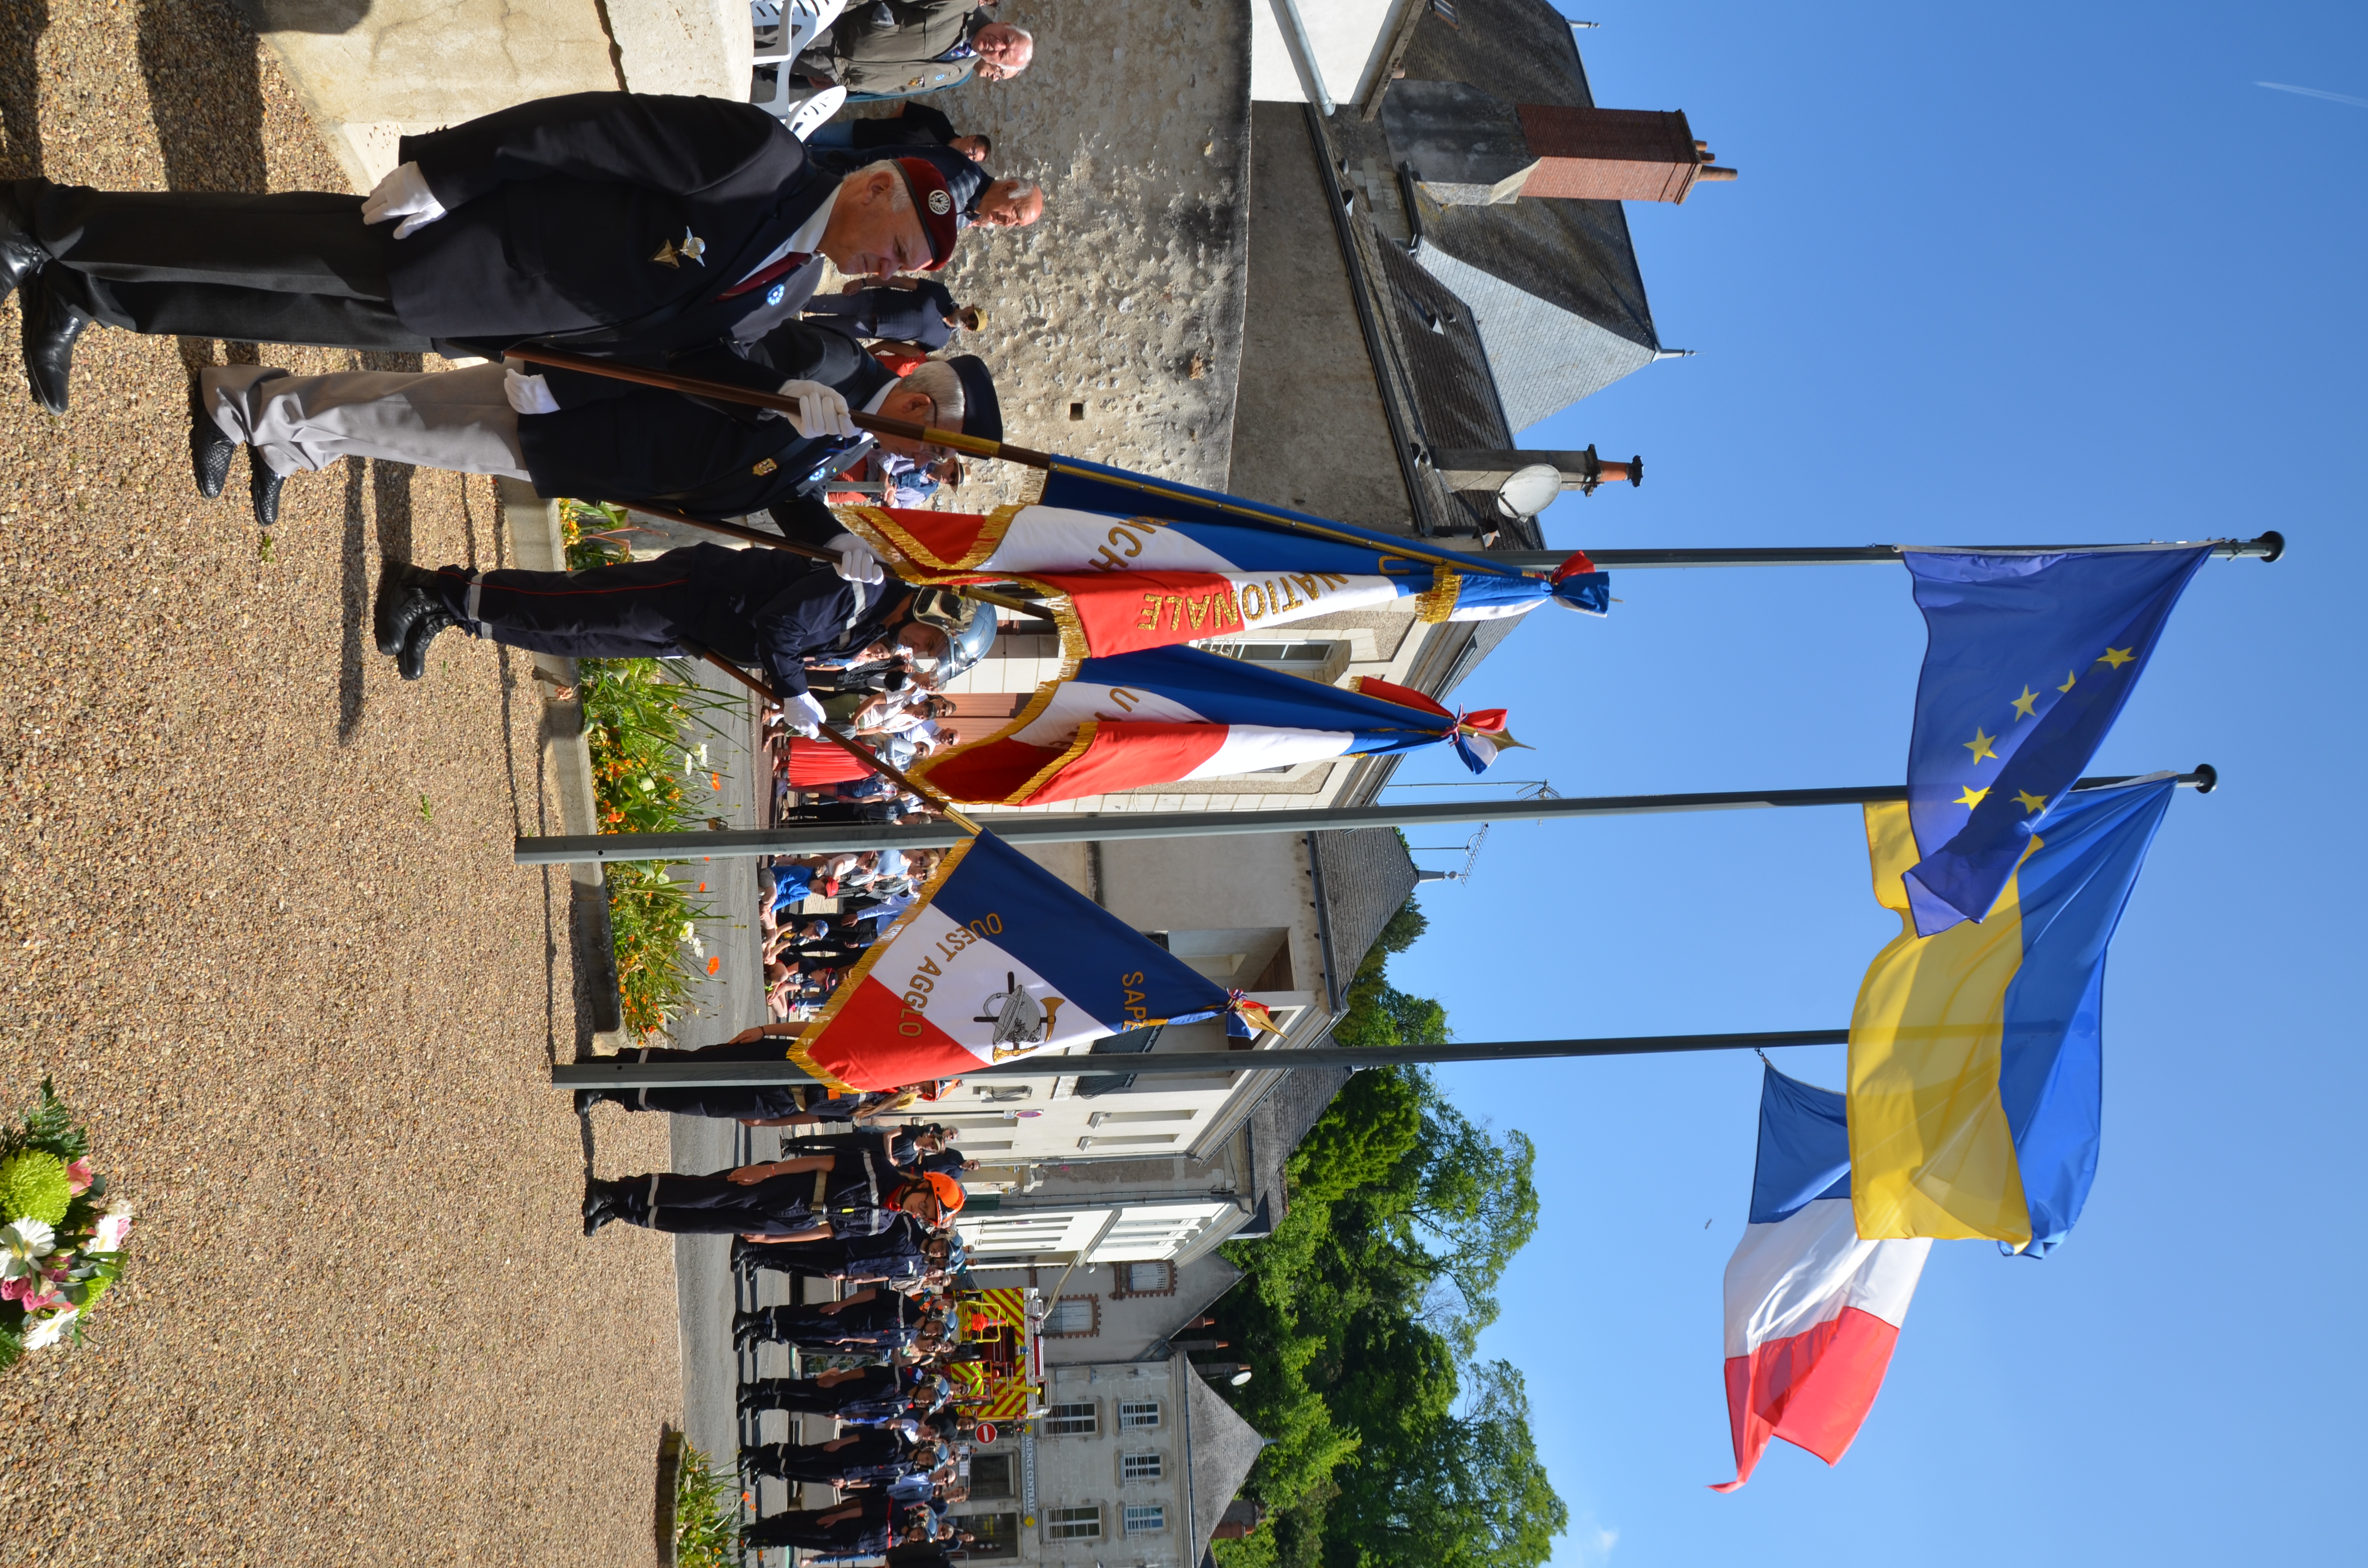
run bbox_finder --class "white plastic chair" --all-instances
[751,0,850,135]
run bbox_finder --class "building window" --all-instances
[1047,1507,1103,1541]
[1121,1452,1164,1481]
[970,1453,1016,1499]
[1044,1402,1099,1436]
[955,1512,1021,1559]
[1204,639,1344,682]
[1117,1400,1162,1431]
[1113,1261,1176,1297]
[1042,1297,1100,1337]
[1122,1505,1168,1534]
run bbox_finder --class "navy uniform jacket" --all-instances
[662,545,911,700]
[812,281,956,346]
[387,92,836,350]
[515,319,892,519]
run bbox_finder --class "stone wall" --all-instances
[896,0,1254,505]
[234,0,749,189]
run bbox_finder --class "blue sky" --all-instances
[1378,4,2366,1564]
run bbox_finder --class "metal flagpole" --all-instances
[1489,534,2284,570]
[551,1029,1853,1091]
[513,767,2218,866]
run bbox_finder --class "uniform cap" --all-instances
[944,355,1001,444]
[893,158,961,271]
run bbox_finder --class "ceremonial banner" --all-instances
[913,644,1518,806]
[1713,1066,1929,1493]
[839,455,1608,659]
[1848,775,2177,1252]
[1899,544,2207,935]
[792,830,1263,1090]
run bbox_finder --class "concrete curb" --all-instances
[499,478,629,1053]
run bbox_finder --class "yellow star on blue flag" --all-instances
[1898,545,2210,935]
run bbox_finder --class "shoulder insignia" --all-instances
[753,458,780,476]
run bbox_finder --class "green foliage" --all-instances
[562,519,748,1039]
[1215,1070,1556,1568]
[0,1078,88,1164]
[671,1442,744,1568]
[0,1152,70,1226]
[1332,900,1449,1051]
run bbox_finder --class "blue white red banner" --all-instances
[1713,1066,1930,1492]
[913,645,1517,806]
[791,831,1266,1090]
[838,456,1609,660]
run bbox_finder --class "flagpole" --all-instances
[675,642,986,836]
[500,346,1533,580]
[1487,534,2285,570]
[512,766,2217,865]
[551,1029,1852,1091]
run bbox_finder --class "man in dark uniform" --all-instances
[743,1429,935,1488]
[742,1493,918,1554]
[731,1286,929,1351]
[732,1211,939,1286]
[803,276,980,348]
[735,1362,943,1420]
[811,101,990,162]
[578,1158,959,1239]
[361,357,994,683]
[0,92,958,414]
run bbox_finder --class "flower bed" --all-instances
[562,502,746,1039]
[0,1079,132,1369]
[671,1442,745,1568]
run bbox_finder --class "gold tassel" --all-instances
[1414,564,1462,623]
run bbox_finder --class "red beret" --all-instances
[893,157,961,271]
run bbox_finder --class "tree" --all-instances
[1326,1360,1567,1568]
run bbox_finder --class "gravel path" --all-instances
[0,5,682,1561]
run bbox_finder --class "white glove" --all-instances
[360,161,447,239]
[784,691,829,738]
[503,368,562,415]
[772,379,854,439]
[826,532,885,585]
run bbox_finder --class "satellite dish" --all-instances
[1494,463,1563,520]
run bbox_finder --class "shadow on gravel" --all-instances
[0,0,45,180]
[337,459,367,740]
[654,1423,686,1565]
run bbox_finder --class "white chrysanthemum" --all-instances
[0,1218,56,1275]
[23,1306,77,1349]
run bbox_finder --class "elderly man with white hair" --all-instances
[794,0,1035,97]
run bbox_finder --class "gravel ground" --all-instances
[0,4,683,1561]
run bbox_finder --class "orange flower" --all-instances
[706,956,721,975]
[710,772,723,790]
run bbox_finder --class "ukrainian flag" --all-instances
[1848,774,2177,1253]
[1900,545,2208,936]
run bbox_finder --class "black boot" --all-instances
[189,381,236,500]
[396,600,458,682]
[372,561,450,656]
[732,1310,776,1350]
[582,1178,620,1236]
[249,453,285,527]
[573,1088,605,1115]
[20,272,91,416]
[0,188,49,307]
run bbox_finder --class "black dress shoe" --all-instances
[395,601,458,682]
[0,190,49,306]
[20,273,91,416]
[372,561,451,657]
[581,1179,617,1236]
[573,1088,604,1115]
[249,453,285,527]
[189,382,236,500]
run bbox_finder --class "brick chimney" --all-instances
[1382,81,1732,207]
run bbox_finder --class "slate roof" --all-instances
[1311,826,1420,998]
[1386,0,1663,426]
[1182,1353,1270,1565]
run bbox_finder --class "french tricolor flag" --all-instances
[839,455,1608,660]
[791,831,1260,1090]
[914,644,1517,807]
[1713,1066,1930,1492]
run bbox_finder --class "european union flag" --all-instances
[1899,545,2208,935]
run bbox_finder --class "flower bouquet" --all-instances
[0,1078,131,1369]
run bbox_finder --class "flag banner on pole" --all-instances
[790,830,1266,1090]
[1899,544,2207,936]
[1713,1065,1929,1494]
[911,644,1520,807]
[1848,774,2176,1253]
[836,455,1607,660]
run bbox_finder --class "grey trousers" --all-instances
[200,362,532,481]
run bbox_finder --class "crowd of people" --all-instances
[760,845,945,1019]
[585,1120,997,1556]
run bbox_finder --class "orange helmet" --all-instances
[923,1170,968,1215]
